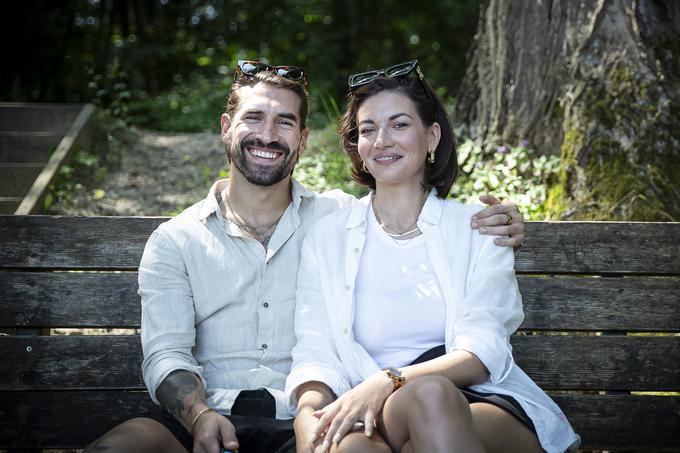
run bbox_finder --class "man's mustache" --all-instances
[241,138,290,155]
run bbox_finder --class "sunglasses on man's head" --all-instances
[235,60,307,86]
[348,60,425,91]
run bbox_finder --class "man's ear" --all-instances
[298,126,310,156]
[220,113,232,143]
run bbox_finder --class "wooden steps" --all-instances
[0,103,97,214]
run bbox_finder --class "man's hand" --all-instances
[192,409,239,453]
[156,370,238,452]
[471,195,525,248]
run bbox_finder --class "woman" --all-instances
[285,60,580,453]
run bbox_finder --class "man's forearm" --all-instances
[156,370,209,430]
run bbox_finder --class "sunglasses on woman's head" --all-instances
[348,60,425,91]
[235,60,307,86]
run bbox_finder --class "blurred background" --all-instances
[1,0,678,220]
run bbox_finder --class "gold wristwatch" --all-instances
[383,367,406,391]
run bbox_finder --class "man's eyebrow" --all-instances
[278,112,299,122]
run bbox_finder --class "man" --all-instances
[86,61,525,453]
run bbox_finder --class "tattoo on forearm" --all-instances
[156,370,201,420]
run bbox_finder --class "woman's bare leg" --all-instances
[470,402,544,453]
[330,431,392,453]
[378,376,485,453]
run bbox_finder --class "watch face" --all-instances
[387,367,403,378]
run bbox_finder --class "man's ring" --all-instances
[504,212,513,225]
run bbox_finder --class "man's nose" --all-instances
[259,119,277,143]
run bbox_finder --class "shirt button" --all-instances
[261,344,268,349]
[345,284,351,290]
[263,302,269,308]
[354,247,360,253]
[344,328,348,334]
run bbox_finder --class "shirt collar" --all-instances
[197,178,315,222]
[345,188,443,229]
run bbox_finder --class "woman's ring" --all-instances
[504,212,513,225]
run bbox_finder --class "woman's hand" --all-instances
[313,371,394,452]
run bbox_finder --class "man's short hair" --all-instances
[226,72,309,130]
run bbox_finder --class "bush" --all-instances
[452,140,560,220]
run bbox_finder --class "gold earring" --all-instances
[362,161,369,173]
[428,149,435,164]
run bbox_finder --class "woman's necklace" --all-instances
[371,195,423,241]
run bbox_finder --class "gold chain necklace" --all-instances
[371,195,421,239]
[222,190,282,239]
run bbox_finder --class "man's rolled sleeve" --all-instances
[139,228,205,404]
[452,236,524,384]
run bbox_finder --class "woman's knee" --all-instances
[404,375,468,415]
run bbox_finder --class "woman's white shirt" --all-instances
[353,202,445,369]
[285,191,580,453]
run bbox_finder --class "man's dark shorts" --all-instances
[142,389,295,453]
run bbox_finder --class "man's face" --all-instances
[221,83,308,187]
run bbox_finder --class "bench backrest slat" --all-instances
[3,272,679,332]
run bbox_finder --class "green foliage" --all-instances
[452,140,560,220]
[127,75,229,132]
[294,121,367,198]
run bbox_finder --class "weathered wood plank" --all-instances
[0,103,82,133]
[0,272,140,327]
[519,276,680,331]
[516,221,680,275]
[2,335,678,391]
[2,217,679,273]
[0,198,21,214]
[0,165,42,197]
[0,391,677,450]
[0,132,62,163]
[16,103,98,214]
[0,216,167,269]
[2,272,679,332]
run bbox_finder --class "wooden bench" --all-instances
[1,215,679,451]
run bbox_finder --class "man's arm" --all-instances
[156,370,239,452]
[471,194,525,249]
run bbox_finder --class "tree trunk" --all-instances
[454,0,680,220]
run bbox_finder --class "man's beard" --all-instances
[229,138,298,187]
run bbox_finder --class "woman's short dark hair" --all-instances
[338,75,457,198]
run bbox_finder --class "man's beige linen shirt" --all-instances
[140,179,353,419]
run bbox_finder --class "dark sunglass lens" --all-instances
[241,61,266,75]
[385,61,416,77]
[279,68,304,81]
[350,71,380,86]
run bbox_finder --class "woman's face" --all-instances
[356,90,440,191]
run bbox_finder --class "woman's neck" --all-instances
[372,183,429,233]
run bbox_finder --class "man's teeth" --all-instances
[251,149,278,159]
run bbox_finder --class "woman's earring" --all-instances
[428,149,435,164]
[362,161,369,173]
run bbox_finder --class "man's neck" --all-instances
[222,170,293,229]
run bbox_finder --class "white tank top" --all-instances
[353,203,446,369]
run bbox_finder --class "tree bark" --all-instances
[454,0,680,220]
